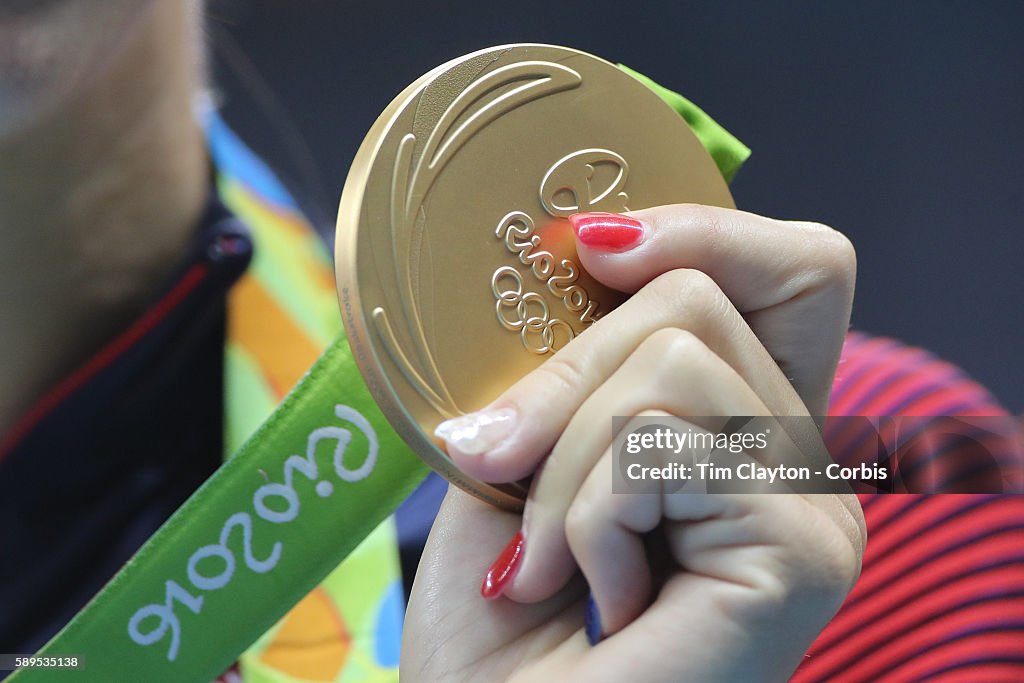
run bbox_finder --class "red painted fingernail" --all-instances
[568,212,646,252]
[481,531,525,600]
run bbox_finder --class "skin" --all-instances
[406,205,866,681]
[0,0,206,435]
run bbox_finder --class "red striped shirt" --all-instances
[794,332,1024,682]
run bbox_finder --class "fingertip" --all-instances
[568,211,648,254]
[443,444,541,486]
[570,519,653,638]
[568,211,658,294]
[478,528,572,605]
[434,407,516,456]
[480,530,525,600]
[435,406,539,483]
[500,523,580,604]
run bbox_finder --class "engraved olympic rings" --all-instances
[491,266,575,355]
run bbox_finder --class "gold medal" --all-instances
[335,44,734,510]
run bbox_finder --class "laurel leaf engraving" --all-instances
[374,61,584,417]
[372,307,455,418]
[406,61,583,225]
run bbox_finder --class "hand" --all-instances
[402,205,866,682]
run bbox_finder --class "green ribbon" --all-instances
[10,337,429,681]
[9,70,747,682]
[619,64,751,183]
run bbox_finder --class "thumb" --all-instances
[568,205,856,414]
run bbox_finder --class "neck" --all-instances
[0,0,208,435]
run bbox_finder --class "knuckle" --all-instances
[725,575,791,627]
[643,327,704,358]
[799,504,864,596]
[645,268,726,323]
[564,497,596,549]
[844,499,868,581]
[823,525,863,595]
[535,350,587,396]
[828,231,858,291]
[853,502,868,558]
[798,221,858,291]
[638,329,707,385]
[630,328,707,391]
[631,328,720,399]
[672,267,720,298]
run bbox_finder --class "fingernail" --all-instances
[585,593,603,645]
[568,212,647,252]
[434,407,516,456]
[481,531,525,600]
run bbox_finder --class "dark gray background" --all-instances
[207,0,1023,411]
